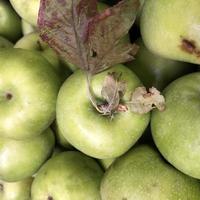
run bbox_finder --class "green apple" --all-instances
[31,151,103,200]
[101,145,200,200]
[141,0,200,64]
[0,48,60,140]
[0,128,54,182]
[0,177,33,200]
[57,65,150,159]
[0,36,13,49]
[151,72,200,179]
[14,32,71,82]
[21,19,36,35]
[0,0,22,42]
[126,39,194,90]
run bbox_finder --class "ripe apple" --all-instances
[21,19,36,35]
[57,65,150,159]
[140,0,200,64]
[101,145,200,200]
[31,151,103,200]
[151,72,200,179]
[14,32,71,82]
[0,128,54,182]
[126,39,194,90]
[0,0,22,42]
[0,48,61,140]
[0,177,33,200]
[0,36,13,49]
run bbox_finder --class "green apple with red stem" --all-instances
[0,48,61,140]
[0,0,22,42]
[0,177,33,200]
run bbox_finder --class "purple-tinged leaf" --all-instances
[38,0,98,70]
[87,0,140,74]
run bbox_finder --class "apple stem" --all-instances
[85,72,102,113]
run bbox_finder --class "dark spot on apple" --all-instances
[180,37,200,57]
[6,93,13,100]
[47,196,53,200]
[0,183,3,192]
[122,198,127,200]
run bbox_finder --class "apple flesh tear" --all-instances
[57,65,150,159]
[0,0,22,42]
[126,39,194,90]
[14,32,71,82]
[151,72,200,179]
[0,36,13,49]
[31,151,103,200]
[0,48,61,140]
[0,177,33,200]
[141,0,200,64]
[101,145,200,200]
[0,128,54,182]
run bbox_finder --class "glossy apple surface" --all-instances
[151,72,200,179]
[0,177,33,200]
[0,48,60,139]
[57,65,150,159]
[101,145,200,200]
[31,151,103,200]
[0,0,22,42]
[0,128,54,182]
[141,0,200,64]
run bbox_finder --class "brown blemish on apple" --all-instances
[47,196,53,200]
[6,92,13,100]
[180,38,200,57]
[0,183,3,192]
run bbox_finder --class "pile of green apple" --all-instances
[0,0,200,199]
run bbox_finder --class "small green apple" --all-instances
[57,65,150,159]
[0,0,22,42]
[126,39,194,90]
[101,145,200,200]
[151,72,200,179]
[0,48,60,140]
[21,19,36,35]
[141,0,200,64]
[31,151,103,200]
[0,177,33,200]
[0,36,13,49]
[0,128,54,182]
[14,32,71,82]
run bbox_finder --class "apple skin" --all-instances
[0,36,13,49]
[99,158,115,170]
[141,0,200,64]
[151,73,200,179]
[0,0,22,42]
[0,48,61,140]
[0,128,54,182]
[57,65,150,159]
[126,39,194,90]
[0,177,33,200]
[31,151,103,200]
[14,32,71,82]
[101,145,200,200]
[21,19,36,35]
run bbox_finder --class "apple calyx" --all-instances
[128,87,165,114]
[37,0,140,114]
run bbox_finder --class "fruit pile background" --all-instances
[0,0,200,199]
